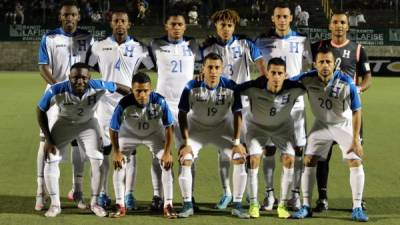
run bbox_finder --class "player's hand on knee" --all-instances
[161,153,173,170]
[347,141,364,158]
[231,144,247,160]
[44,141,56,160]
[112,151,125,170]
[179,145,193,159]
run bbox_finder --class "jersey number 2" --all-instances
[171,60,182,73]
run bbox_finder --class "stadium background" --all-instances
[0,0,399,224]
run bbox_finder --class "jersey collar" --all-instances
[58,27,78,37]
[164,36,185,44]
[110,35,132,44]
[330,39,350,48]
[274,29,295,39]
[216,35,236,47]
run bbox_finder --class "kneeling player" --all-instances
[177,53,248,219]
[238,58,305,218]
[36,63,130,217]
[109,72,177,218]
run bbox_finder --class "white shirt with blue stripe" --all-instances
[201,35,263,84]
[291,70,361,125]
[110,92,174,137]
[38,28,94,82]
[38,80,117,124]
[178,76,242,127]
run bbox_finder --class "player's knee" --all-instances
[102,145,112,155]
[232,153,246,165]
[71,139,78,147]
[347,159,362,167]
[248,155,261,169]
[282,154,294,168]
[180,153,193,166]
[294,146,304,157]
[263,146,276,156]
[304,155,318,167]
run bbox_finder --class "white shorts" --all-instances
[96,96,120,146]
[39,104,59,138]
[46,118,104,163]
[184,117,234,160]
[305,120,361,161]
[246,121,295,156]
[291,101,307,147]
[119,129,165,160]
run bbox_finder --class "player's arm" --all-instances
[357,46,372,93]
[109,104,125,170]
[39,65,57,85]
[161,125,174,170]
[247,38,267,76]
[255,58,268,76]
[115,83,131,96]
[231,85,246,160]
[36,106,56,160]
[347,82,363,157]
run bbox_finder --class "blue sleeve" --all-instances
[37,88,55,112]
[90,80,117,93]
[246,39,263,61]
[109,104,124,131]
[38,35,49,64]
[159,97,174,127]
[178,84,192,112]
[349,81,361,111]
[232,86,242,112]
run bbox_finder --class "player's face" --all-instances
[215,20,235,42]
[132,82,151,106]
[315,52,335,83]
[266,64,287,93]
[271,7,292,33]
[329,14,349,37]
[203,59,223,87]
[111,13,131,37]
[59,5,80,33]
[165,16,186,40]
[69,68,90,95]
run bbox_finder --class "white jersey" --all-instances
[238,76,305,127]
[178,77,241,127]
[110,92,174,137]
[149,36,201,105]
[38,27,94,82]
[87,36,154,103]
[291,70,361,125]
[37,80,117,124]
[201,35,263,84]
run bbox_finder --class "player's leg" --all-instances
[215,148,232,209]
[110,151,128,218]
[124,150,137,211]
[315,145,332,211]
[261,145,277,211]
[68,139,87,209]
[293,121,332,219]
[150,157,163,210]
[35,137,46,211]
[231,148,250,219]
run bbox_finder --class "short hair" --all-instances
[70,62,90,71]
[267,57,286,71]
[203,53,223,64]
[132,72,151,84]
[272,1,292,14]
[315,46,334,61]
[111,8,130,20]
[211,9,240,25]
[165,10,186,23]
[330,10,349,22]
[59,0,79,11]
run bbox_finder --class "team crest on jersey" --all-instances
[281,94,291,104]
[329,87,341,98]
[147,106,160,119]
[215,94,226,105]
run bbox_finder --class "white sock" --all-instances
[36,141,45,196]
[191,158,197,195]
[151,157,162,197]
[71,145,85,193]
[248,168,259,203]
[280,167,294,205]
[89,159,102,206]
[350,165,365,209]
[125,154,136,195]
[44,161,60,207]
[178,166,192,202]
[301,166,316,207]
[100,154,110,194]
[233,164,247,203]
[113,160,126,207]
[263,155,275,191]
[161,165,173,207]
[218,151,232,196]
[293,156,303,193]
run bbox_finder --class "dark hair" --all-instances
[203,53,223,64]
[111,8,130,20]
[267,57,286,71]
[70,62,90,71]
[272,1,292,14]
[211,9,240,24]
[330,10,349,23]
[165,10,186,24]
[59,0,79,11]
[132,72,151,84]
[315,46,334,61]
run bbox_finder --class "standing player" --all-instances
[177,53,248,219]
[36,0,93,211]
[238,58,306,218]
[291,47,368,222]
[147,10,201,210]
[311,11,372,211]
[255,2,313,211]
[109,72,177,219]
[87,9,154,210]
[201,9,267,209]
[36,63,129,217]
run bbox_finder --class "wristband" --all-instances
[233,138,240,146]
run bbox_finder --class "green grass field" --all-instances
[0,71,399,225]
